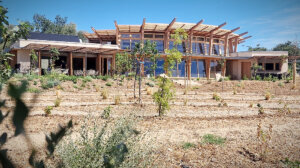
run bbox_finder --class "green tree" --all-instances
[49,48,60,70]
[0,3,31,83]
[132,40,159,103]
[153,76,175,116]
[115,51,133,74]
[164,28,188,76]
[247,44,267,51]
[273,41,300,56]
[29,49,38,71]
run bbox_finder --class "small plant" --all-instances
[278,82,284,87]
[202,134,226,145]
[101,106,111,119]
[44,106,53,116]
[291,84,296,90]
[257,122,273,162]
[212,93,221,101]
[114,95,121,105]
[182,142,196,149]
[192,86,200,90]
[95,85,100,92]
[106,82,112,87]
[100,75,109,81]
[146,82,155,87]
[281,158,300,168]
[33,81,38,85]
[184,99,188,106]
[249,102,254,108]
[257,103,264,115]
[73,84,78,89]
[233,87,237,95]
[265,91,271,100]
[54,98,61,107]
[278,103,291,115]
[146,87,152,95]
[27,87,41,93]
[218,99,228,107]
[153,77,175,117]
[101,89,108,99]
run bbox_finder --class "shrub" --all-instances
[33,81,38,85]
[212,93,221,101]
[249,102,254,108]
[82,76,93,83]
[106,82,112,87]
[281,158,300,168]
[56,116,153,168]
[257,122,272,162]
[41,79,60,89]
[54,98,61,107]
[202,134,226,145]
[257,103,264,115]
[44,106,53,116]
[146,82,154,87]
[265,91,271,100]
[27,87,41,93]
[182,142,196,149]
[102,106,111,119]
[278,82,284,87]
[102,89,109,99]
[100,75,109,81]
[114,95,121,105]
[95,85,100,92]
[153,77,175,117]
[242,75,248,80]
[255,75,262,81]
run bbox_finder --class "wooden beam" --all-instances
[140,18,146,32]
[239,36,252,42]
[39,45,51,50]
[165,18,176,32]
[293,59,296,85]
[188,19,204,34]
[208,22,227,35]
[219,27,240,38]
[209,33,213,55]
[69,52,73,76]
[71,47,86,52]
[91,27,103,43]
[205,59,211,80]
[234,37,238,52]
[224,34,229,56]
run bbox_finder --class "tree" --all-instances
[273,41,300,56]
[153,76,175,116]
[0,3,31,82]
[132,40,158,103]
[251,63,262,78]
[164,28,188,76]
[247,44,267,51]
[49,48,60,70]
[115,51,133,74]
[29,49,38,73]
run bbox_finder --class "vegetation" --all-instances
[44,106,53,116]
[101,89,109,99]
[247,44,267,51]
[114,95,121,105]
[251,63,262,78]
[273,41,300,56]
[257,103,264,115]
[54,98,61,107]
[102,106,111,119]
[182,142,196,149]
[257,122,273,162]
[153,77,174,116]
[49,47,60,70]
[212,93,221,101]
[115,52,133,74]
[29,49,38,72]
[105,82,112,87]
[265,91,271,100]
[201,134,226,145]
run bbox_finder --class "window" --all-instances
[265,63,274,70]
[206,38,210,42]
[131,40,140,50]
[154,40,164,52]
[275,63,280,70]
[213,39,219,43]
[131,34,140,38]
[198,37,205,42]
[144,34,153,38]
[155,34,164,39]
[212,44,219,55]
[121,40,130,49]
[121,34,130,38]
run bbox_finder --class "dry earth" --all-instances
[1,77,300,167]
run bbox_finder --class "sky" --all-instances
[3,0,300,51]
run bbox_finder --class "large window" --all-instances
[265,63,274,70]
[121,40,130,49]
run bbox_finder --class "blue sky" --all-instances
[3,0,300,51]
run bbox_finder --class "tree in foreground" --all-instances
[153,76,175,116]
[115,51,133,75]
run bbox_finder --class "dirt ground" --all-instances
[1,77,300,167]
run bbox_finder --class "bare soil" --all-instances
[1,77,300,167]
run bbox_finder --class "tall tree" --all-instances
[273,41,300,56]
[247,44,267,51]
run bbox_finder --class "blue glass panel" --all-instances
[121,40,130,49]
[199,43,205,55]
[155,59,165,76]
[220,45,224,56]
[192,43,197,54]
[131,34,140,38]
[154,40,164,53]
[206,44,210,55]
[198,60,206,77]
[178,60,186,77]
[191,60,198,77]
[169,41,174,50]
[144,59,153,75]
[121,34,130,38]
[213,44,220,55]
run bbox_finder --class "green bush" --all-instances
[100,75,109,81]
[82,76,93,83]
[255,75,262,81]
[60,75,78,84]
[102,106,111,119]
[202,134,226,145]
[56,116,154,168]
[106,82,112,87]
[41,79,60,89]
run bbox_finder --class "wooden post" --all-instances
[209,34,213,55]
[38,51,41,76]
[222,60,227,76]
[69,52,73,75]
[234,37,238,52]
[112,53,116,75]
[164,31,169,50]
[205,59,211,80]
[293,59,296,85]
[83,56,86,76]
[224,35,229,56]
[188,56,192,80]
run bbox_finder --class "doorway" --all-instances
[241,62,251,79]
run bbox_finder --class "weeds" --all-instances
[102,106,111,119]
[278,102,291,115]
[212,93,221,101]
[257,103,264,115]
[101,89,109,99]
[54,98,61,107]
[146,82,154,87]
[106,82,112,87]
[249,102,254,108]
[265,91,271,100]
[202,134,226,145]
[27,87,41,93]
[114,95,121,105]
[278,82,284,87]
[182,142,196,149]
[44,106,53,116]
[281,158,300,168]
[257,122,272,162]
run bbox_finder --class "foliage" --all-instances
[101,89,109,99]
[247,44,267,51]
[257,103,264,115]
[273,41,300,56]
[164,28,188,75]
[44,106,53,116]
[182,142,196,149]
[114,95,121,105]
[29,49,38,70]
[49,47,60,69]
[265,91,271,100]
[251,63,262,78]
[281,158,300,168]
[153,77,174,116]
[145,82,154,87]
[27,87,41,93]
[257,122,272,162]
[56,116,153,168]
[115,52,133,74]
[201,134,226,145]
[106,82,112,87]
[212,93,221,101]
[54,98,61,107]
[102,106,112,119]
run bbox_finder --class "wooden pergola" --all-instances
[22,43,122,76]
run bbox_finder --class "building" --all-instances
[10,18,289,79]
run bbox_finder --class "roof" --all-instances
[85,18,251,43]
[27,32,80,42]
[230,51,289,57]
[11,39,122,54]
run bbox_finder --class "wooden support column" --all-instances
[209,34,213,55]
[69,52,73,75]
[112,53,116,75]
[96,53,101,75]
[224,35,229,56]
[293,59,296,85]
[164,31,170,50]
[83,56,86,76]
[205,59,211,80]
[228,39,233,53]
[38,51,41,76]
[234,37,238,52]
[188,56,192,80]
[222,60,227,76]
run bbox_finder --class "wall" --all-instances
[17,49,31,73]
